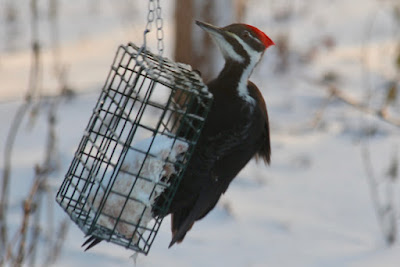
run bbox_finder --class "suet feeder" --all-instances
[56,43,212,254]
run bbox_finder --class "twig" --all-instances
[27,175,45,267]
[361,141,398,245]
[1,0,70,265]
[0,103,31,254]
[328,86,400,128]
[359,0,400,245]
[44,219,69,266]
[0,0,41,254]
[15,167,45,266]
[309,90,335,128]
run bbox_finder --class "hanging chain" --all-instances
[143,0,164,57]
[155,0,164,56]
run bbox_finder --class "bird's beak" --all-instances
[195,20,226,39]
[195,20,243,62]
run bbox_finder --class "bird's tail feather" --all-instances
[169,215,195,248]
[170,211,193,246]
[169,193,213,248]
[82,235,102,251]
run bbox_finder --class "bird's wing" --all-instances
[248,81,271,164]
[204,124,251,163]
[168,127,250,247]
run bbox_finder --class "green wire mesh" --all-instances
[56,43,213,254]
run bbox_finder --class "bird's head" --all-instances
[196,21,274,64]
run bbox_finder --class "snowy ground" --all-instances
[1,0,400,266]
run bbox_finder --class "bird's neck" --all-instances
[217,59,256,105]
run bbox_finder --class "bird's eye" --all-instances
[242,31,250,38]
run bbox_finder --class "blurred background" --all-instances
[0,0,399,266]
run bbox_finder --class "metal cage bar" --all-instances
[56,43,213,254]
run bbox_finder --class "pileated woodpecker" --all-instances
[164,21,274,247]
[82,21,273,251]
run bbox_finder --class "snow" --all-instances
[1,0,400,266]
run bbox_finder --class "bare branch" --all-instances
[15,168,44,266]
[0,0,41,254]
[328,86,400,128]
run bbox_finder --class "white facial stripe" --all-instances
[248,33,263,45]
[232,34,263,64]
[211,33,245,63]
[232,34,262,105]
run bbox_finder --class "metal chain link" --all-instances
[155,0,164,56]
[144,0,155,34]
[143,0,164,57]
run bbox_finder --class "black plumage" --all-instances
[160,21,274,247]
[164,59,271,247]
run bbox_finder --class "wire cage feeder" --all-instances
[56,43,212,254]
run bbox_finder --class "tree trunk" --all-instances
[174,0,247,83]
